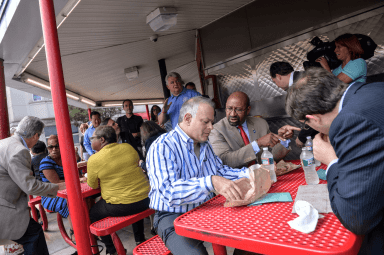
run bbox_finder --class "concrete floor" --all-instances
[0,211,236,255]
[37,211,236,255]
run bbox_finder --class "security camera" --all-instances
[150,34,158,42]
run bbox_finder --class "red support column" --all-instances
[0,58,10,139]
[39,1,92,254]
[88,108,91,121]
[145,104,150,121]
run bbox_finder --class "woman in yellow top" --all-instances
[87,125,150,255]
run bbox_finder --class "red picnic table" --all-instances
[174,160,363,255]
[57,182,101,254]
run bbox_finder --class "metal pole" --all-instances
[145,105,150,121]
[0,58,10,139]
[88,108,91,121]
[39,1,92,254]
[158,59,170,99]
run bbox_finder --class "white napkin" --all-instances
[288,200,319,234]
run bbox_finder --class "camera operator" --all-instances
[316,33,367,84]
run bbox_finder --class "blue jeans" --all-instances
[154,211,208,255]
[12,218,49,255]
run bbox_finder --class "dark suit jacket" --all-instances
[327,82,384,254]
[209,116,289,168]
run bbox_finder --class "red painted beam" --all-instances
[39,1,92,254]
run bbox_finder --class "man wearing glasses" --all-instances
[285,68,384,254]
[209,91,299,168]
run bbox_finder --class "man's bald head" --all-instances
[225,91,251,126]
[227,91,250,108]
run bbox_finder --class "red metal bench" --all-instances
[89,208,155,255]
[28,195,48,231]
[133,235,171,255]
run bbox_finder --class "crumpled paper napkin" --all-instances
[288,200,319,234]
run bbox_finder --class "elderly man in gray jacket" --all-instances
[0,116,66,255]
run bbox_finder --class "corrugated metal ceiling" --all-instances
[25,0,254,103]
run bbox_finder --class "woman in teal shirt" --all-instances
[316,33,367,84]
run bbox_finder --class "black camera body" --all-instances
[303,34,377,70]
[303,37,341,70]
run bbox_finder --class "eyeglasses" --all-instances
[225,107,246,114]
[90,136,99,141]
[302,119,310,130]
[47,144,60,150]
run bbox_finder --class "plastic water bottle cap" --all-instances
[306,136,311,139]
[263,147,268,150]
[302,147,307,151]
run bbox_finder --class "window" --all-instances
[44,125,80,145]
[32,95,42,102]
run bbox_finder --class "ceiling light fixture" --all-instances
[17,0,81,76]
[146,7,177,32]
[104,103,123,107]
[102,99,164,107]
[25,78,51,90]
[25,77,81,101]
[66,93,80,100]
[81,98,96,107]
[124,67,139,81]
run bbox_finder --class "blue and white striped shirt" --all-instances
[147,124,249,213]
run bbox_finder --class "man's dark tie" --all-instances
[237,125,256,167]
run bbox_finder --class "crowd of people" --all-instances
[1,32,381,255]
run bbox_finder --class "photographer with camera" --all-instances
[316,33,367,84]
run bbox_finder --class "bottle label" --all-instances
[302,158,314,167]
[306,146,313,152]
[261,157,273,165]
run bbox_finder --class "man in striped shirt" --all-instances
[147,96,249,255]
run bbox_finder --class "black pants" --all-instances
[12,218,49,255]
[89,197,149,254]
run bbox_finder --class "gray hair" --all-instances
[178,96,215,124]
[94,125,117,144]
[10,127,17,135]
[285,67,348,121]
[165,72,184,86]
[15,116,45,139]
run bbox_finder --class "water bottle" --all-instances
[305,136,321,167]
[300,147,319,185]
[261,147,277,182]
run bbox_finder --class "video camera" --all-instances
[303,34,377,70]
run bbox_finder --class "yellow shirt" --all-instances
[87,143,149,204]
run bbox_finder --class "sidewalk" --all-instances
[0,212,234,255]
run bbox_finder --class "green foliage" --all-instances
[68,106,122,127]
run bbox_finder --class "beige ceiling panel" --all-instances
[24,0,254,102]
[27,30,197,101]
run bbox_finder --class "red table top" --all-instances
[174,160,363,255]
[57,182,100,199]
